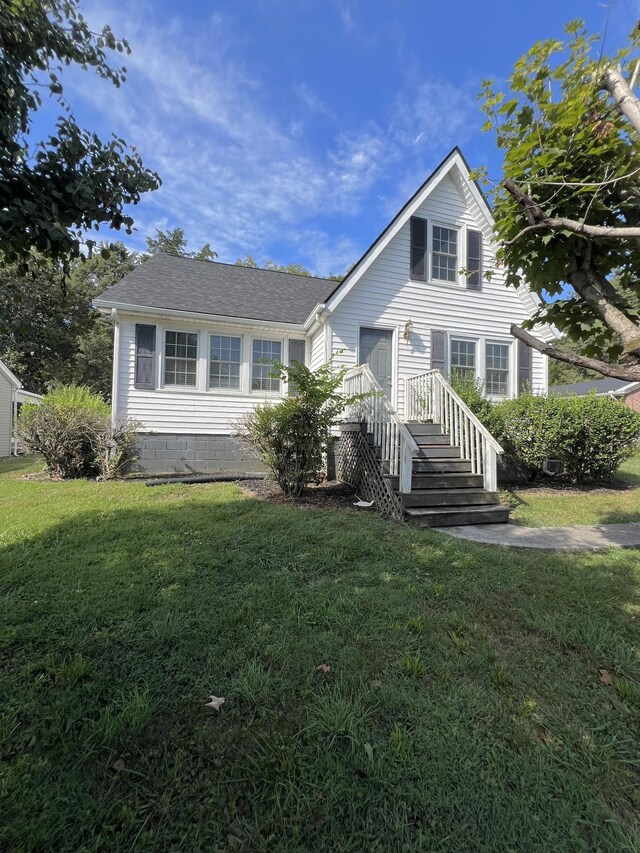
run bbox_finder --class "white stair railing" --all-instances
[344,365,418,493]
[405,370,504,492]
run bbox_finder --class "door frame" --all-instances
[356,323,398,410]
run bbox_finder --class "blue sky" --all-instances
[37,0,639,276]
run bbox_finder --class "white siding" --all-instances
[0,371,13,457]
[328,173,547,418]
[116,315,310,434]
[309,325,326,371]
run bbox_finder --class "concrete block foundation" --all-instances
[131,433,266,476]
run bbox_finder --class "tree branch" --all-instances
[503,181,640,241]
[510,325,640,382]
[601,65,640,135]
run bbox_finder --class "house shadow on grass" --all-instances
[1,484,640,850]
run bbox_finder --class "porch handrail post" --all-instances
[400,439,413,494]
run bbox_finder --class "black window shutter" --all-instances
[135,324,156,390]
[517,339,532,394]
[410,216,427,281]
[431,329,446,374]
[466,229,482,290]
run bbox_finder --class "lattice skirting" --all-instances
[336,422,404,521]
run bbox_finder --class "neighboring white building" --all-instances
[94,147,556,477]
[0,360,42,457]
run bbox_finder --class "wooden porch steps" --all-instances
[376,421,509,527]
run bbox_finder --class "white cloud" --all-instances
[68,1,479,275]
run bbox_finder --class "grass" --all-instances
[504,451,640,527]
[1,455,639,850]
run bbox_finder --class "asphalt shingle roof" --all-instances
[550,378,630,396]
[96,253,338,324]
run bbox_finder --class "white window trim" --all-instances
[250,336,285,397]
[484,339,513,401]
[207,332,244,394]
[429,220,462,286]
[446,334,516,400]
[162,327,200,391]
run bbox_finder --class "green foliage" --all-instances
[0,244,135,396]
[491,392,640,483]
[547,336,601,386]
[17,384,139,479]
[448,374,494,422]
[236,358,362,496]
[145,228,217,260]
[479,20,640,363]
[0,0,160,264]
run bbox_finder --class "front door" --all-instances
[359,327,393,399]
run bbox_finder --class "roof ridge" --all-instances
[154,252,338,284]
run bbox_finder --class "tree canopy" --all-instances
[0,0,160,265]
[145,228,217,261]
[235,255,343,281]
[479,20,640,381]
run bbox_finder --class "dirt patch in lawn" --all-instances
[238,478,361,511]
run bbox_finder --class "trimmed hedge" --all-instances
[490,392,640,483]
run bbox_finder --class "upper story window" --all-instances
[485,343,510,397]
[432,225,458,283]
[209,334,241,390]
[164,330,198,386]
[450,339,476,382]
[251,339,282,392]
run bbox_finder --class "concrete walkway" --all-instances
[438,521,640,552]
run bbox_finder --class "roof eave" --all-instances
[92,299,308,332]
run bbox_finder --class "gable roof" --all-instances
[320,147,557,342]
[0,359,21,389]
[550,378,640,396]
[94,253,337,326]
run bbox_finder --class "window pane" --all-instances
[209,335,241,389]
[486,343,509,396]
[432,226,458,282]
[450,339,476,382]
[164,331,197,386]
[251,339,282,391]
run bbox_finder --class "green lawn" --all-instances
[504,452,640,527]
[1,457,639,850]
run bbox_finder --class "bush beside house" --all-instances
[450,382,640,484]
[18,385,140,479]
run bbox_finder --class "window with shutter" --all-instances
[134,324,156,390]
[466,229,482,290]
[410,216,427,280]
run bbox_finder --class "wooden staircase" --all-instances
[343,364,509,528]
[381,422,509,527]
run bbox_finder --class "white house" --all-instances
[0,360,42,458]
[95,148,555,523]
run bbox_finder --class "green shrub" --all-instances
[448,374,494,423]
[491,392,640,483]
[18,384,140,479]
[235,359,363,497]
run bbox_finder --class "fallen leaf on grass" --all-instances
[315,664,331,673]
[112,759,126,772]
[27,734,36,749]
[205,695,226,711]
[599,669,613,686]
[364,742,374,761]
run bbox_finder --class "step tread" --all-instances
[404,488,498,497]
[405,504,507,518]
